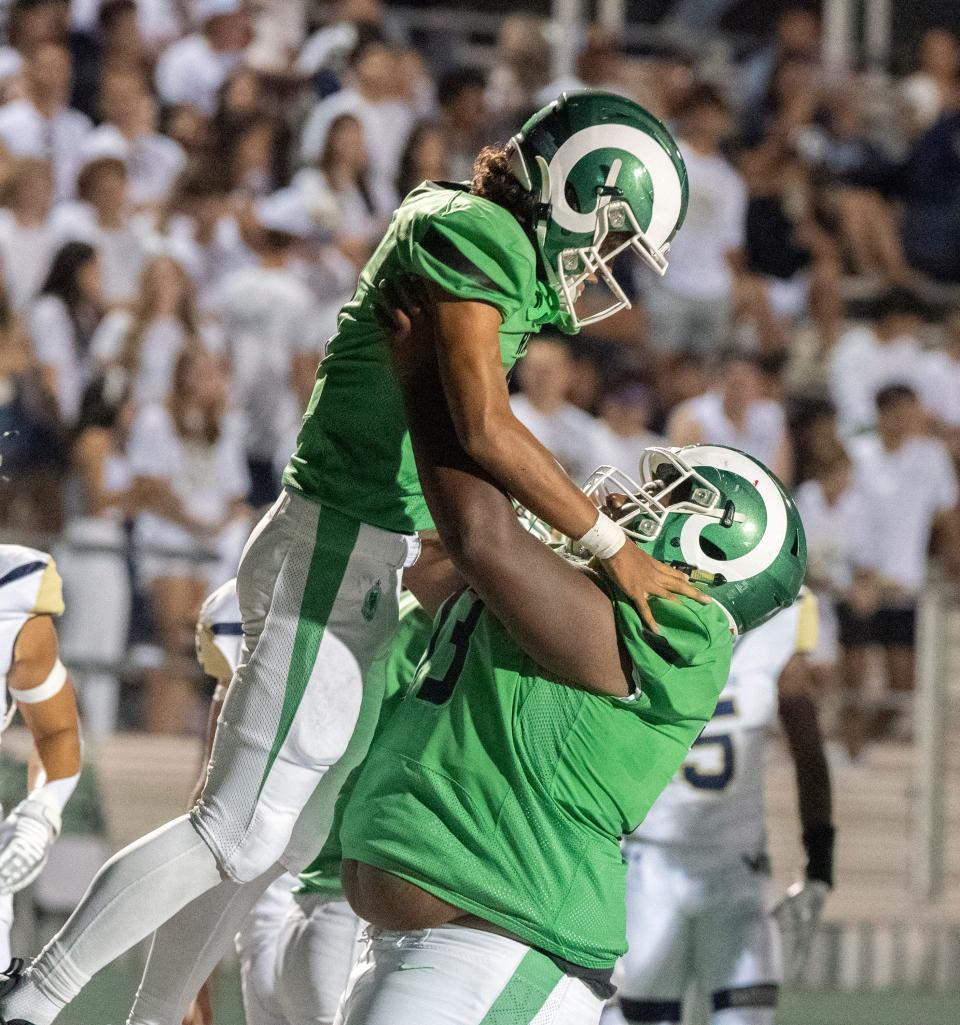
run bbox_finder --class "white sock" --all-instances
[126,862,284,1025]
[1,816,222,1025]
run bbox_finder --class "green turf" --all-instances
[51,953,960,1025]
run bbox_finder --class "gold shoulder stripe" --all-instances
[33,559,65,618]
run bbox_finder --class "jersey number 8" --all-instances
[416,595,484,706]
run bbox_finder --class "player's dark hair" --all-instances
[470,144,537,228]
[875,383,917,411]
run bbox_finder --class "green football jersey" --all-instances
[283,182,571,534]
[339,586,732,969]
[296,592,434,896]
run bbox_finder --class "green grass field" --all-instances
[47,947,960,1025]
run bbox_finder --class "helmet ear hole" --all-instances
[564,180,581,213]
[790,531,801,557]
[699,537,728,562]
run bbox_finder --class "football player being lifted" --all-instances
[0,91,703,1025]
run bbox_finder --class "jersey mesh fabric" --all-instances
[340,588,731,968]
[296,597,433,895]
[282,182,570,533]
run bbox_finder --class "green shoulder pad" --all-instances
[611,594,732,726]
[399,195,537,322]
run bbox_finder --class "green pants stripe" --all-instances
[258,506,362,794]
[479,948,563,1024]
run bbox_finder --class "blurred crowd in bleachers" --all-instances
[1,0,959,753]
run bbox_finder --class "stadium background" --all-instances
[0,0,959,1022]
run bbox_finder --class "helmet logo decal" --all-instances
[677,446,788,582]
[547,124,683,246]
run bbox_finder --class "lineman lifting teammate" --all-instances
[0,546,81,971]
[0,91,701,1025]
[328,279,807,1024]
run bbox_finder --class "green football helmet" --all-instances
[509,90,689,330]
[579,445,807,635]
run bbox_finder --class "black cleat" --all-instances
[0,959,23,1000]
[0,958,35,1023]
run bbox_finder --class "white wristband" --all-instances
[578,511,627,561]
[9,660,67,704]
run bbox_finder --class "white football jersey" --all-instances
[627,602,802,863]
[195,578,243,684]
[0,545,65,727]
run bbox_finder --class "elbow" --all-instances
[454,409,510,471]
[438,490,517,580]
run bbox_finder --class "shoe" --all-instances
[0,959,23,1000]
[0,958,34,1023]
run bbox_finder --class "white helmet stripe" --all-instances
[546,124,683,246]
[677,446,788,582]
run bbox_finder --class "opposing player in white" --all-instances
[0,546,81,974]
[605,592,835,1025]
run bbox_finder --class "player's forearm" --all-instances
[458,414,599,540]
[31,723,82,784]
[779,691,835,884]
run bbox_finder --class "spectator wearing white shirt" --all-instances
[51,154,149,303]
[0,156,56,309]
[510,336,605,487]
[82,64,186,209]
[643,85,746,355]
[838,384,960,757]
[922,312,960,457]
[593,382,663,478]
[667,349,793,484]
[829,290,929,438]
[300,36,420,217]
[59,369,145,737]
[794,447,864,679]
[293,112,388,268]
[437,67,488,182]
[28,239,103,427]
[0,42,92,200]
[215,188,328,506]
[158,160,254,305]
[154,0,251,117]
[90,252,215,406]
[128,347,251,733]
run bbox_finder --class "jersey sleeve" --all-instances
[398,201,536,322]
[610,593,732,728]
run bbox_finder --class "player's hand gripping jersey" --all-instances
[284,182,571,534]
[340,587,732,970]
